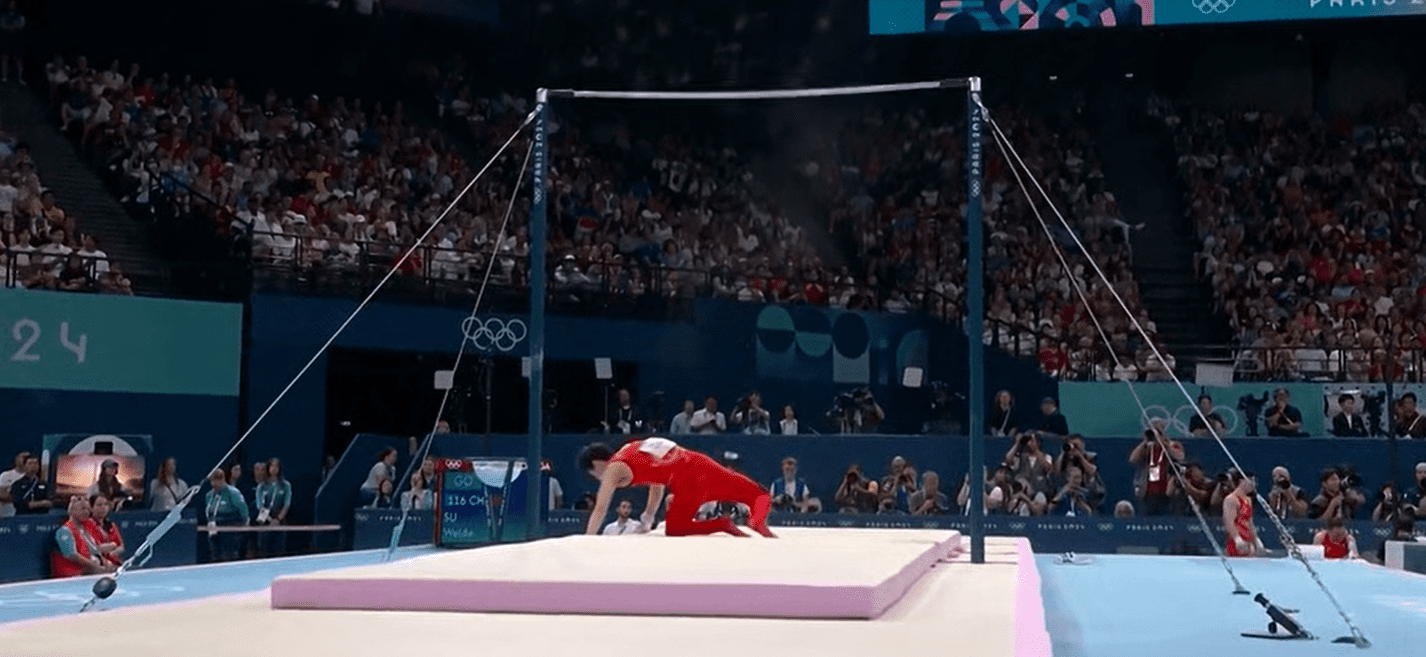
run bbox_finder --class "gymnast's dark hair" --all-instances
[577,443,615,472]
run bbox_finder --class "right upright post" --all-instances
[965,77,986,565]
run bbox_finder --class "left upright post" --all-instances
[526,90,549,540]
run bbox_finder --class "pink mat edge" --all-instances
[271,530,962,619]
[1013,537,1052,657]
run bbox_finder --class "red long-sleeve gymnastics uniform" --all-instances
[609,438,771,537]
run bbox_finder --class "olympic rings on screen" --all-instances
[461,316,528,352]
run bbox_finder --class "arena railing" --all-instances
[1,253,128,294]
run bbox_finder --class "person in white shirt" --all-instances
[779,405,798,435]
[75,233,109,274]
[148,457,189,511]
[669,399,696,434]
[689,396,726,434]
[601,499,647,535]
[0,451,30,518]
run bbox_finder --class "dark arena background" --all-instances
[2,1,1426,655]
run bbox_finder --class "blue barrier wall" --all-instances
[353,511,1414,557]
[0,511,198,584]
[247,294,1054,514]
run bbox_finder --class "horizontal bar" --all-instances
[544,79,973,101]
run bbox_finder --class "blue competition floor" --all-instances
[5,545,1425,657]
[1040,554,1426,657]
[0,547,439,625]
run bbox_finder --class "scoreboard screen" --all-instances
[433,457,545,547]
[870,0,1426,35]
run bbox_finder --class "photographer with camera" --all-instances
[827,388,885,434]
[1129,421,1184,517]
[879,456,919,513]
[769,457,819,513]
[1050,466,1097,516]
[908,471,949,516]
[1267,466,1309,519]
[1372,481,1408,524]
[1004,432,1053,502]
[1052,435,1104,512]
[1404,462,1426,514]
[834,463,879,513]
[1309,467,1364,521]
[731,390,772,435]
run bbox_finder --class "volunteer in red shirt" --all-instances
[579,437,775,538]
[84,494,125,566]
[52,497,114,578]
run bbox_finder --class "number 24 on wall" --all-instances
[8,319,87,364]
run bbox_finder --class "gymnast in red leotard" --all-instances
[1313,517,1357,560]
[1223,469,1262,557]
[578,437,776,538]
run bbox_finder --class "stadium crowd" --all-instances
[1162,97,1426,382]
[40,45,1166,376]
[0,115,125,293]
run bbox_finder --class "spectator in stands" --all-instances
[770,457,817,513]
[85,494,124,567]
[834,464,878,513]
[540,458,564,511]
[607,388,639,434]
[989,390,1017,437]
[86,459,133,507]
[689,395,726,434]
[1373,481,1409,524]
[1267,466,1309,519]
[1331,394,1369,438]
[1187,395,1227,437]
[1265,388,1306,437]
[1130,427,1183,517]
[321,454,337,483]
[204,469,249,562]
[0,451,28,518]
[778,404,799,435]
[361,447,398,504]
[731,391,771,435]
[601,500,647,536]
[97,263,132,295]
[255,458,292,556]
[57,254,92,291]
[1038,398,1068,436]
[368,478,397,509]
[669,399,695,434]
[1312,517,1358,560]
[148,457,188,511]
[1114,500,1135,518]
[909,471,950,516]
[1394,393,1425,438]
[402,470,432,511]
[0,1,24,84]
[52,496,113,577]
[1310,468,1364,521]
[7,454,50,515]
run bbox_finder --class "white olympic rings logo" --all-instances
[1193,0,1235,14]
[462,317,527,352]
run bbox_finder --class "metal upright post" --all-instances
[526,90,549,540]
[965,77,986,564]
